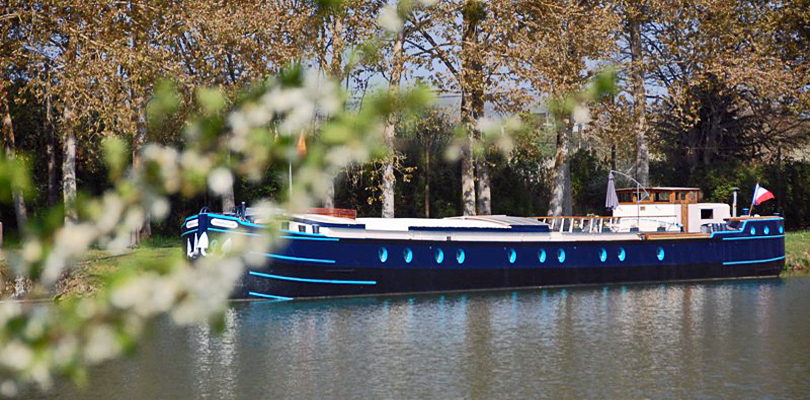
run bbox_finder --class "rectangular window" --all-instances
[701,209,714,220]
[312,225,320,234]
[654,192,670,202]
[298,225,307,233]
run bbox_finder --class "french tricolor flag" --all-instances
[752,184,775,206]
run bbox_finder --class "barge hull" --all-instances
[236,259,783,300]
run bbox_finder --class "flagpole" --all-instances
[289,162,293,201]
[748,182,758,217]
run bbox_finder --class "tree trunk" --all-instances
[322,14,345,211]
[629,16,649,187]
[381,29,405,218]
[460,0,485,216]
[221,184,235,212]
[548,122,571,216]
[46,94,59,206]
[131,101,150,244]
[475,156,491,215]
[777,146,784,216]
[470,4,490,215]
[221,151,235,212]
[1,87,28,233]
[460,140,476,216]
[324,180,335,209]
[62,123,77,224]
[424,140,430,218]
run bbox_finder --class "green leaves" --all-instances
[146,80,179,128]
[0,153,31,203]
[102,137,128,181]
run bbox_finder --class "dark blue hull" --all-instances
[235,259,783,300]
[182,214,786,300]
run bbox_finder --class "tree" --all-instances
[646,0,810,185]
[625,2,649,186]
[410,0,525,215]
[403,108,455,217]
[307,0,382,209]
[167,0,312,212]
[0,84,28,232]
[374,0,436,217]
[0,9,29,231]
[513,0,619,216]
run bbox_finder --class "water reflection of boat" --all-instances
[181,187,784,300]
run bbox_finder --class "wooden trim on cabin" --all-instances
[641,232,711,240]
[307,208,357,219]
[616,188,702,205]
[725,216,779,221]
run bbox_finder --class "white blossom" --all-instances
[208,168,234,195]
[572,104,591,124]
[378,5,403,33]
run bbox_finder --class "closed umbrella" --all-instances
[605,171,619,211]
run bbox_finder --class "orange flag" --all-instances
[296,131,307,156]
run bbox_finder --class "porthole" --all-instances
[557,249,566,263]
[435,248,444,264]
[507,248,517,264]
[538,249,547,263]
[779,225,784,234]
[456,249,466,264]
[599,248,607,263]
[403,248,413,264]
[378,247,388,263]
[750,226,756,235]
[764,226,770,235]
[657,247,665,261]
[618,247,626,262]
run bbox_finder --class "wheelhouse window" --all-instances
[298,225,307,233]
[700,209,714,220]
[654,192,670,202]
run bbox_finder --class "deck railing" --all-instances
[535,215,682,233]
[535,216,621,233]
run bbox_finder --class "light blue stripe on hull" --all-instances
[258,252,336,264]
[723,255,785,266]
[280,235,339,242]
[249,271,376,285]
[208,227,261,236]
[248,291,293,300]
[723,235,784,241]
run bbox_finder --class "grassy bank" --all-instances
[1,237,183,299]
[56,247,182,298]
[785,231,810,274]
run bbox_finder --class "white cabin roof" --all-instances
[292,214,546,232]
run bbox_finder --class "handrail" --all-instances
[536,215,682,233]
[609,169,651,202]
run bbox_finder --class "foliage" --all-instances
[0,68,433,395]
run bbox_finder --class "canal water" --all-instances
[35,277,810,400]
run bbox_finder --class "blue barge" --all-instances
[182,199,785,301]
